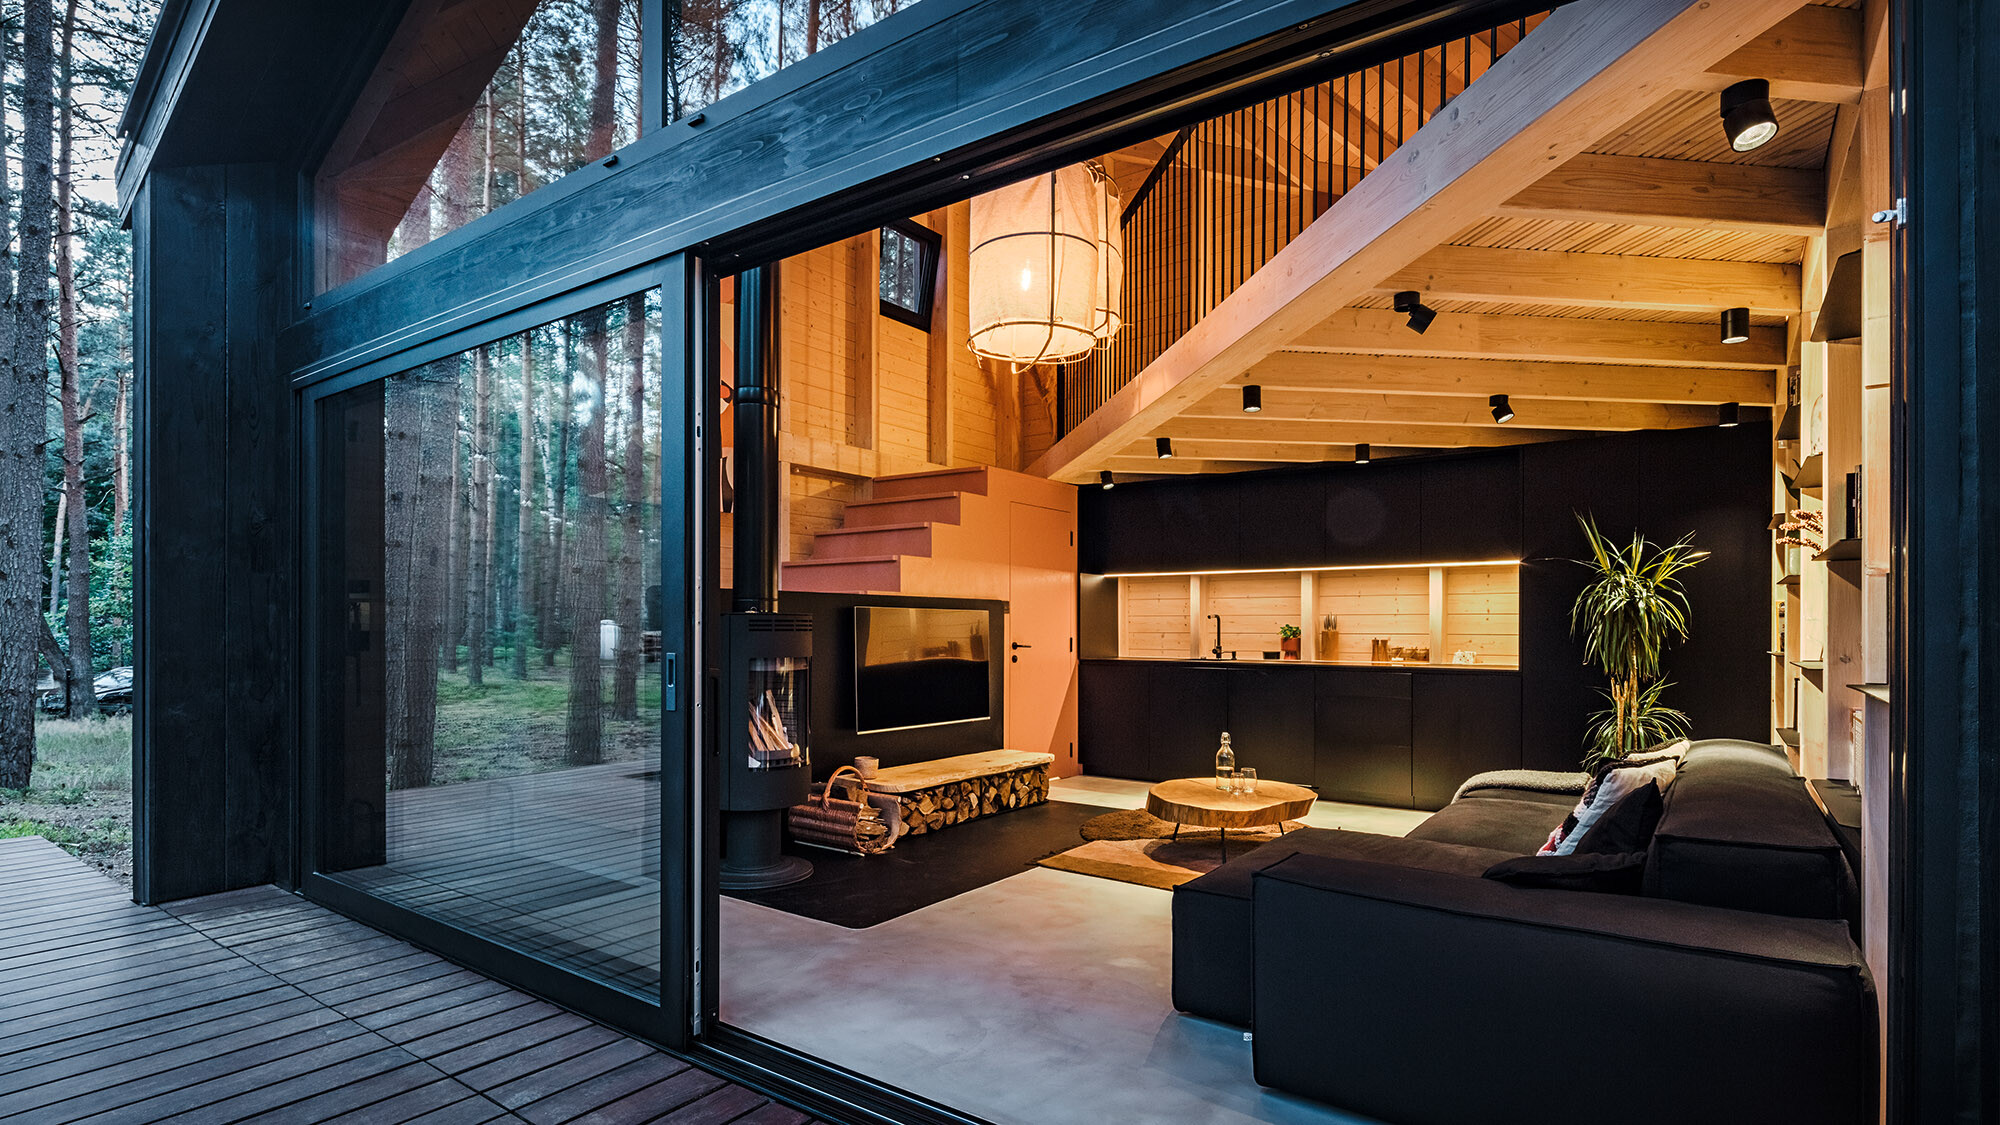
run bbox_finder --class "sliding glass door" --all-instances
[301,258,700,1041]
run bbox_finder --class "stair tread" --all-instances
[845,491,960,506]
[783,554,904,567]
[815,521,932,536]
[874,466,989,482]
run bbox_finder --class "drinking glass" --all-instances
[1236,768,1258,794]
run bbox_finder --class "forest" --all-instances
[0,0,923,881]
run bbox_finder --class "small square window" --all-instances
[879,220,942,331]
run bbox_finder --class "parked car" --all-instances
[37,666,134,715]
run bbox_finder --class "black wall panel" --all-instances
[779,591,1007,780]
[1083,427,1769,783]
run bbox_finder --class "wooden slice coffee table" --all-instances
[1145,778,1317,860]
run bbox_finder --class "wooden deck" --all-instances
[0,836,819,1125]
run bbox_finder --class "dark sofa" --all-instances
[1171,739,1876,1125]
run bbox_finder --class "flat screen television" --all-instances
[853,606,992,734]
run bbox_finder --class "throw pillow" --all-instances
[1551,757,1678,857]
[1483,851,1648,894]
[1622,738,1692,767]
[1570,781,1663,855]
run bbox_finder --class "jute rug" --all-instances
[1036,808,1301,890]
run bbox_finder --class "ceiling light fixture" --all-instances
[1242,384,1262,413]
[1719,402,1741,428]
[1720,79,1779,152]
[1099,470,1115,489]
[1156,437,1174,459]
[1721,307,1751,344]
[1489,394,1514,424]
[1393,290,1437,334]
[1355,443,1370,464]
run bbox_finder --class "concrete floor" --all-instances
[719,777,1428,1125]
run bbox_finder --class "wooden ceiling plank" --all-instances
[1498,153,1825,234]
[1286,307,1785,369]
[1381,244,1799,313]
[1237,353,1776,405]
[1030,0,1806,483]
[1155,418,1616,446]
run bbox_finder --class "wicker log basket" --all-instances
[787,765,904,855]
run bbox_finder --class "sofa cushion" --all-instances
[1482,850,1648,894]
[1407,795,1575,855]
[1171,828,1515,1027]
[1550,758,1679,855]
[1645,740,1855,920]
[1572,781,1664,855]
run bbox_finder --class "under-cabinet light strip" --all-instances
[1101,558,1523,579]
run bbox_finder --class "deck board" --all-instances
[0,837,828,1125]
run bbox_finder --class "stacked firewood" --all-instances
[892,765,1051,835]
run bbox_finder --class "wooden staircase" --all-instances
[781,466,1067,600]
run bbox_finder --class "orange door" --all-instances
[1005,501,1079,776]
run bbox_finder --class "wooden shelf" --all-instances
[1814,538,1862,562]
[1849,683,1890,704]
[1794,453,1825,493]
[1792,660,1826,676]
[1777,573,1800,588]
[1776,727,1800,748]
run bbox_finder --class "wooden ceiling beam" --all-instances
[1497,153,1824,234]
[1183,386,1744,430]
[1688,5,1865,104]
[1029,0,1805,483]
[1286,308,1787,369]
[1236,353,1778,405]
[1379,244,1799,314]
[1128,427,1572,462]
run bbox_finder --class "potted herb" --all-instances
[1278,624,1302,660]
[1570,514,1707,770]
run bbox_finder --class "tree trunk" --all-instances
[612,295,646,720]
[0,0,58,791]
[465,343,490,686]
[513,332,536,679]
[47,487,65,620]
[384,363,459,789]
[55,0,91,717]
[543,329,574,667]
[566,311,610,765]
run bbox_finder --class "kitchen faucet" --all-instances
[1210,614,1223,660]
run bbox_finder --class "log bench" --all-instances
[860,750,1054,835]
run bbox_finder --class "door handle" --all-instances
[1011,642,1033,650]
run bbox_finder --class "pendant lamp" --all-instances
[1092,163,1124,344]
[969,164,1102,364]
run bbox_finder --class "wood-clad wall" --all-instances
[720,203,1032,575]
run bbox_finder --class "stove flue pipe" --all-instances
[732,264,781,613]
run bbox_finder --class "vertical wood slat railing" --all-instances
[1057,14,1547,439]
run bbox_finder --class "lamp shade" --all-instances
[1093,165,1125,342]
[969,165,1101,364]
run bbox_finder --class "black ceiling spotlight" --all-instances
[1393,290,1437,334]
[1720,78,1779,152]
[1721,306,1751,344]
[1156,437,1174,459]
[1354,443,1371,464]
[1719,402,1741,428]
[1242,384,1263,413]
[1099,469,1115,489]
[1489,393,1515,424]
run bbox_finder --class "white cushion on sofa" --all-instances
[1552,757,1680,857]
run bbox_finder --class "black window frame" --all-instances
[878,218,942,331]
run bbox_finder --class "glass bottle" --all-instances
[1215,732,1236,791]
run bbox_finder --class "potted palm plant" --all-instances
[1570,514,1707,770]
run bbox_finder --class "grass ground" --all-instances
[0,651,663,887]
[1,715,134,884]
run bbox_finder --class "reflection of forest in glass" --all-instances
[319,0,925,288]
[353,292,663,792]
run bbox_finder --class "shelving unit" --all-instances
[1111,561,1520,668]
